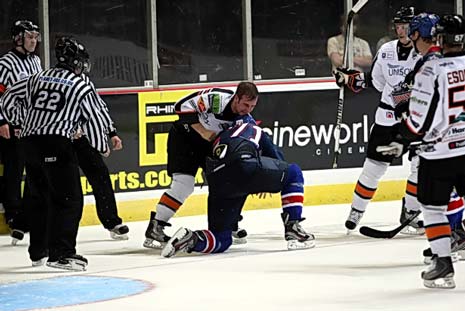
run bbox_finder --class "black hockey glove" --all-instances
[391,83,411,120]
[333,67,366,93]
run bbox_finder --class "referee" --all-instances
[1,36,111,271]
[0,20,42,245]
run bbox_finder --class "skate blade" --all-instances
[143,238,164,249]
[161,228,188,258]
[458,250,465,261]
[424,252,459,265]
[232,237,247,245]
[11,238,20,246]
[110,232,129,240]
[46,260,87,272]
[287,239,316,250]
[423,276,456,289]
[400,226,425,235]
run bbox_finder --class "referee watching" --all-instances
[1,36,111,271]
[0,20,42,245]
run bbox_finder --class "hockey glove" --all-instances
[391,83,411,120]
[333,67,366,93]
[376,142,404,158]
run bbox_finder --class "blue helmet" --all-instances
[409,13,440,39]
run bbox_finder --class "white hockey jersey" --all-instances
[175,88,253,134]
[371,40,420,126]
[406,53,465,160]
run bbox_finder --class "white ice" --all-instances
[1,200,465,311]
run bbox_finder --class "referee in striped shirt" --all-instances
[1,36,111,271]
[0,20,42,245]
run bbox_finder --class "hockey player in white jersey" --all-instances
[334,7,422,232]
[378,14,465,289]
[144,82,258,249]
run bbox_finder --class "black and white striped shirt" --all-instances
[0,49,42,123]
[1,67,110,153]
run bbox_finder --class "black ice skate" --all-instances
[281,212,315,250]
[161,227,199,258]
[451,227,465,260]
[46,254,88,272]
[109,224,129,240]
[144,211,171,249]
[345,207,364,232]
[10,229,25,246]
[399,200,424,235]
[232,215,247,244]
[421,256,455,289]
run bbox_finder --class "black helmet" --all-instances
[433,14,465,45]
[55,36,91,73]
[11,20,40,42]
[393,6,415,24]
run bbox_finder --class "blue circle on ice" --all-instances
[0,275,152,311]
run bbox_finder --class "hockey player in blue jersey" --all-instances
[161,122,315,257]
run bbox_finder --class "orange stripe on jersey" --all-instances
[425,224,451,241]
[159,194,182,212]
[354,182,376,200]
[405,181,417,196]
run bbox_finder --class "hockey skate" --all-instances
[422,248,459,264]
[345,207,364,233]
[109,224,129,240]
[421,256,455,289]
[399,202,424,235]
[143,211,171,249]
[10,229,24,246]
[281,212,315,250]
[161,227,198,258]
[451,227,465,260]
[46,254,88,272]
[232,229,248,245]
[32,257,47,267]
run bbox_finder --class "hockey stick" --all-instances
[332,0,369,168]
[359,210,421,239]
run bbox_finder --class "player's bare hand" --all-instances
[0,124,10,139]
[111,135,123,150]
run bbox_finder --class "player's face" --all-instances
[394,23,409,40]
[23,31,40,53]
[232,95,257,115]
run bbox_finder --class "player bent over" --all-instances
[161,122,314,257]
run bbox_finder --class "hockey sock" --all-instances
[192,230,231,254]
[423,205,451,257]
[155,174,194,222]
[352,158,389,212]
[404,156,421,212]
[446,192,464,230]
[281,163,304,221]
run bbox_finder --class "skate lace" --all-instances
[349,209,363,224]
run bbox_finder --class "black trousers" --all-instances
[0,127,29,232]
[73,137,122,230]
[22,135,83,262]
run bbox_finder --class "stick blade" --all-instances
[359,226,396,239]
[351,0,369,14]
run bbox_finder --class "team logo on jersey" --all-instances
[386,111,394,119]
[213,144,228,159]
[382,51,394,59]
[197,97,206,113]
[208,94,221,114]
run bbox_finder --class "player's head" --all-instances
[55,36,91,74]
[231,82,259,116]
[433,14,465,50]
[393,6,415,42]
[408,13,440,53]
[11,20,40,54]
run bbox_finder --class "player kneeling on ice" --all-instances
[161,122,315,258]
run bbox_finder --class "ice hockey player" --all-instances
[143,82,258,249]
[377,14,465,289]
[161,122,315,258]
[333,7,421,232]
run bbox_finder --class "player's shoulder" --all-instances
[374,40,397,60]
